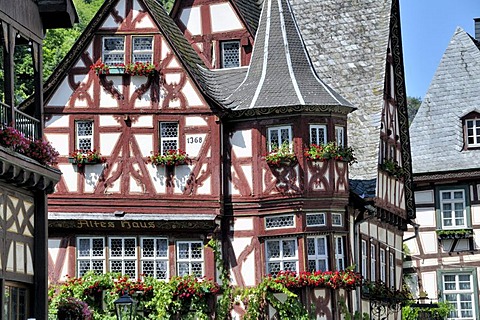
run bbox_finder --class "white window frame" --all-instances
[361,240,367,279]
[109,237,138,279]
[267,126,292,152]
[334,236,345,270]
[335,126,345,147]
[440,189,467,229]
[140,237,169,280]
[265,238,298,276]
[307,236,328,271]
[306,213,326,227]
[332,213,343,226]
[310,124,327,145]
[389,252,395,287]
[77,237,105,276]
[380,248,386,282]
[443,273,476,320]
[465,118,480,147]
[370,244,376,281]
[176,240,204,277]
[75,120,94,152]
[132,36,153,63]
[102,36,125,65]
[220,40,240,68]
[159,122,179,154]
[265,214,295,229]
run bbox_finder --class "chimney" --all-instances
[475,18,480,41]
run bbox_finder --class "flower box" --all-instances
[125,62,157,76]
[304,142,356,165]
[69,150,106,167]
[380,158,405,179]
[265,142,297,167]
[148,149,188,166]
[436,228,473,240]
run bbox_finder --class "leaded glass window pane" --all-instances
[176,241,204,277]
[221,41,240,68]
[160,122,178,154]
[76,121,93,152]
[103,37,125,65]
[132,36,153,63]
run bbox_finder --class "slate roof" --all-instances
[290,0,393,183]
[218,0,352,112]
[231,0,262,35]
[410,27,480,174]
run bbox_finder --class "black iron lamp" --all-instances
[114,294,134,320]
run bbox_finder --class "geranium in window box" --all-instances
[362,280,410,307]
[148,149,188,166]
[125,61,157,76]
[380,158,405,179]
[304,142,356,165]
[69,149,107,167]
[91,61,126,75]
[436,228,473,240]
[264,142,297,166]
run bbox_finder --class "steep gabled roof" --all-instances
[29,0,220,112]
[218,0,352,113]
[410,27,480,174]
[231,0,263,35]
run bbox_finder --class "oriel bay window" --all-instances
[310,124,327,145]
[307,236,328,271]
[265,238,298,276]
[267,125,292,151]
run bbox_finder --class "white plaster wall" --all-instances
[415,207,436,227]
[161,39,170,60]
[185,133,207,157]
[47,133,70,156]
[231,237,256,286]
[395,234,403,259]
[472,204,480,224]
[180,7,202,36]
[166,56,181,69]
[130,175,144,193]
[231,130,252,157]
[210,3,243,32]
[59,164,78,192]
[404,234,419,255]
[232,217,253,231]
[100,77,123,107]
[240,165,253,192]
[183,79,205,107]
[378,227,386,243]
[130,115,152,128]
[132,0,155,28]
[421,271,437,299]
[420,232,437,254]
[48,78,73,106]
[147,165,167,193]
[185,116,208,127]
[102,0,126,28]
[100,133,121,156]
[131,76,153,106]
[132,135,152,157]
[228,170,240,196]
[46,115,69,128]
[415,190,434,204]
[369,223,377,239]
[174,165,194,194]
[84,165,103,193]
[99,115,121,127]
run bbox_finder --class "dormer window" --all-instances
[102,37,125,65]
[220,40,240,68]
[462,112,480,149]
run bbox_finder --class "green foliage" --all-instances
[304,142,357,165]
[407,96,422,125]
[264,141,296,166]
[339,299,370,320]
[402,301,452,320]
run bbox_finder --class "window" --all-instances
[440,189,466,229]
[160,122,179,154]
[380,248,386,282]
[77,237,105,276]
[176,241,204,277]
[465,118,480,147]
[109,237,137,279]
[443,273,476,319]
[389,252,395,287]
[75,120,93,152]
[102,37,125,65]
[141,237,169,280]
[265,215,295,229]
[335,126,345,147]
[310,125,327,145]
[221,40,240,68]
[370,244,376,281]
[265,238,298,276]
[361,240,367,278]
[307,236,328,271]
[332,213,343,226]
[4,284,28,320]
[132,36,153,63]
[267,126,292,151]
[306,213,326,226]
[334,236,345,270]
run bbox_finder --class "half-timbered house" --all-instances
[404,19,480,320]
[0,0,77,318]
[42,0,413,318]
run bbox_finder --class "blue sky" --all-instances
[400,0,480,98]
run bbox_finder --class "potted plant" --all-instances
[304,142,356,165]
[90,60,110,75]
[56,296,93,320]
[381,158,405,179]
[69,149,106,167]
[147,149,188,166]
[264,142,297,166]
[125,61,157,76]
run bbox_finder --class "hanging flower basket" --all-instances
[69,150,106,167]
[304,142,356,165]
[380,158,405,179]
[147,149,188,166]
[264,142,297,166]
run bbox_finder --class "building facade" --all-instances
[43,0,413,318]
[0,0,76,318]
[404,19,480,320]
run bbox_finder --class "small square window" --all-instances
[306,213,325,226]
[440,189,466,229]
[176,241,204,277]
[102,37,125,65]
[221,40,240,68]
[332,213,343,226]
[132,36,153,63]
[265,215,295,229]
[267,126,292,152]
[310,125,327,145]
[160,122,178,154]
[75,120,94,152]
[265,238,298,276]
[465,118,480,147]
